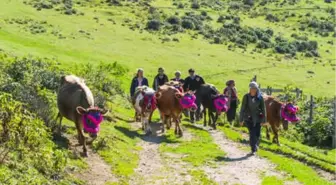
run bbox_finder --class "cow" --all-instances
[264,96,300,145]
[132,86,157,135]
[56,75,108,157]
[195,84,229,129]
[155,85,197,136]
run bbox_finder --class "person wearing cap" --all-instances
[152,67,169,91]
[239,81,266,155]
[171,71,185,84]
[183,68,205,123]
[224,80,239,125]
[130,68,149,97]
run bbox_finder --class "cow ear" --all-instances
[155,92,162,99]
[76,106,87,115]
[175,93,183,99]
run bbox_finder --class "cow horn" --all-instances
[76,106,88,115]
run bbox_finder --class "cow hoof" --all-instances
[82,152,88,157]
[178,132,183,137]
[266,136,271,140]
[277,143,281,146]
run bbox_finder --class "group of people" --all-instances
[130,67,266,155]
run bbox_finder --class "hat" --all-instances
[249,81,259,89]
[188,68,195,73]
[226,80,235,86]
[175,70,181,75]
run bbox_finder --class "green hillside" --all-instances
[0,0,335,96]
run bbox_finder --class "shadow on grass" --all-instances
[114,123,180,144]
[215,154,252,162]
[183,124,205,131]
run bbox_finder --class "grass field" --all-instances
[0,0,335,96]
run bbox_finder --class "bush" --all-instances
[266,13,280,22]
[146,19,161,30]
[167,16,181,25]
[191,1,200,9]
[181,19,194,29]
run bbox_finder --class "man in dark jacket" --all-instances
[183,68,205,123]
[130,68,149,97]
[171,71,185,85]
[153,67,169,91]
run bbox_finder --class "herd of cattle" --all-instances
[55,75,300,157]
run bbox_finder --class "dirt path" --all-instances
[68,135,118,185]
[196,126,301,185]
[129,122,193,185]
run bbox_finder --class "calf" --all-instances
[196,84,229,129]
[155,85,197,136]
[57,75,108,157]
[264,96,300,145]
[132,86,156,135]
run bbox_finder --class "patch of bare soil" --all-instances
[128,122,193,185]
[68,136,118,185]
[197,126,301,185]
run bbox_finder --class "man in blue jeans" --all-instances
[239,82,266,155]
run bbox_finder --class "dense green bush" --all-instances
[146,19,161,30]
[0,93,68,184]
[167,15,181,25]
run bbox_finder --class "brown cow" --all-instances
[264,95,300,145]
[155,85,197,136]
[56,75,108,156]
[132,86,156,135]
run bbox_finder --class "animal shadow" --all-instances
[114,123,179,144]
[215,154,252,162]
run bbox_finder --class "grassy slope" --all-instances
[0,0,335,96]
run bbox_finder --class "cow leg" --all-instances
[208,110,212,128]
[56,112,63,134]
[76,119,88,157]
[143,113,152,136]
[271,124,280,145]
[210,112,217,130]
[174,115,183,137]
[203,108,207,127]
[266,125,271,140]
[161,114,166,133]
[148,110,154,123]
[213,113,219,130]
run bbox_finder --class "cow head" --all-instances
[212,94,229,114]
[166,81,184,93]
[176,91,197,112]
[281,103,300,130]
[142,92,157,113]
[76,106,108,137]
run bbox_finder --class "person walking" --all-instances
[224,80,239,125]
[130,68,149,97]
[171,71,185,84]
[183,68,205,123]
[153,67,169,91]
[239,81,266,155]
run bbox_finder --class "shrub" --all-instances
[146,19,161,30]
[167,16,181,25]
[266,13,280,22]
[191,1,200,9]
[181,19,194,29]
